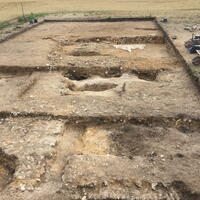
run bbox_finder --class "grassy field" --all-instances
[0,0,200,23]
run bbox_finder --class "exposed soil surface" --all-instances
[0,148,17,191]
[0,20,200,200]
[162,22,200,87]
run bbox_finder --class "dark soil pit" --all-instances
[63,67,123,81]
[109,125,160,157]
[0,148,17,191]
[69,49,101,56]
[75,35,164,44]
[64,69,90,81]
[131,69,161,81]
[171,181,200,200]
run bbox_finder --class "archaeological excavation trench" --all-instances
[0,19,200,200]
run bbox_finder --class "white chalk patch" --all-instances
[113,44,146,52]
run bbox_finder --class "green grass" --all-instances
[0,12,48,31]
[0,22,11,30]
[17,13,47,23]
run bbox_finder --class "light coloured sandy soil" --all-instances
[1,118,200,200]
[0,66,200,119]
[0,20,200,200]
[0,21,161,67]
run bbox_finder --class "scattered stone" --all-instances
[176,153,184,158]
[81,196,87,200]
[160,18,168,23]
[184,24,200,32]
[102,180,108,187]
[172,36,177,40]
[184,27,193,32]
[14,25,22,30]
[151,182,158,191]
[19,184,26,192]
[27,186,34,191]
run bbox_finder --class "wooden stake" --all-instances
[20,2,26,21]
